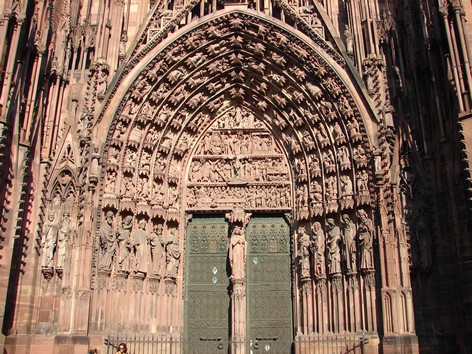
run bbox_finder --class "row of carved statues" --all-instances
[98,211,180,278]
[297,209,374,278]
[41,212,72,269]
[187,185,291,209]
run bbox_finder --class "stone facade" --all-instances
[0,0,471,353]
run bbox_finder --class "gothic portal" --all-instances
[1,0,472,353]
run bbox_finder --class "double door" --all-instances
[184,216,293,353]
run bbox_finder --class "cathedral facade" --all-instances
[0,0,471,353]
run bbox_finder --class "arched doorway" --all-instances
[183,105,294,352]
[93,8,379,352]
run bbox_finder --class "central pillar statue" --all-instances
[226,207,251,354]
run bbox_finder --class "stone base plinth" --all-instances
[4,334,89,354]
[381,334,419,354]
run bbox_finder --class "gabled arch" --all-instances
[96,9,377,215]
[88,8,383,337]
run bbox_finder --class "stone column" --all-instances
[226,207,251,354]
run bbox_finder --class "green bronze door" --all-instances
[184,216,230,353]
[246,217,293,353]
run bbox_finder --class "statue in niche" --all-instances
[133,219,149,274]
[358,209,374,270]
[125,148,137,166]
[148,223,164,275]
[323,150,335,172]
[344,25,354,56]
[284,133,300,154]
[340,175,353,196]
[122,99,139,116]
[121,175,134,198]
[117,215,133,272]
[165,229,180,278]
[296,184,308,209]
[42,212,59,268]
[332,122,346,144]
[297,227,311,278]
[99,211,116,271]
[138,177,150,199]
[56,212,70,268]
[353,145,367,165]
[112,121,127,140]
[315,125,329,147]
[104,170,117,194]
[326,176,338,200]
[337,146,351,170]
[309,155,321,177]
[347,119,362,141]
[326,218,342,275]
[140,151,151,170]
[96,69,108,98]
[108,146,119,165]
[311,222,325,278]
[341,214,357,272]
[310,181,323,203]
[229,225,246,280]
[356,170,369,193]
[167,185,180,208]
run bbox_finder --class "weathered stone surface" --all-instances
[0,0,472,353]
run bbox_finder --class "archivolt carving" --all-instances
[98,12,373,223]
[93,13,377,313]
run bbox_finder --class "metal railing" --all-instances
[105,334,368,354]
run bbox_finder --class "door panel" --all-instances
[246,217,293,354]
[185,217,230,353]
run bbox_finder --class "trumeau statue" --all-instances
[229,225,246,281]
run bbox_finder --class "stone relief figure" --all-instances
[229,225,246,280]
[96,69,108,98]
[311,222,325,278]
[165,229,181,278]
[104,170,117,194]
[309,155,321,177]
[117,215,133,272]
[347,119,362,142]
[56,212,70,268]
[323,150,336,172]
[341,214,357,272]
[42,212,59,268]
[133,219,149,274]
[358,209,374,270]
[297,227,311,278]
[148,223,164,275]
[332,122,346,144]
[99,211,116,271]
[337,146,351,170]
[340,175,353,196]
[326,218,342,275]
